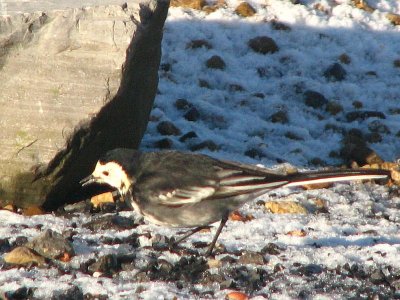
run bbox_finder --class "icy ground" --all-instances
[1,0,400,299]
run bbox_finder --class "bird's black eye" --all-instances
[103,171,109,176]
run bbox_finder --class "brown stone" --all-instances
[4,246,46,266]
[386,13,400,25]
[286,229,307,237]
[235,2,256,17]
[91,192,115,209]
[171,0,206,10]
[21,206,45,216]
[352,0,375,13]
[226,291,249,300]
[229,210,254,222]
[265,201,308,214]
[339,53,351,64]
[302,182,333,190]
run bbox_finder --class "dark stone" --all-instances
[155,138,174,149]
[112,215,137,229]
[366,132,382,143]
[326,101,343,115]
[184,107,200,121]
[273,263,285,273]
[271,20,291,31]
[309,157,326,166]
[248,36,279,54]
[352,100,363,109]
[261,243,285,255]
[346,111,386,122]
[62,229,77,242]
[198,79,211,88]
[303,90,328,109]
[83,215,137,231]
[295,264,324,276]
[257,67,268,78]
[175,98,193,110]
[160,63,171,72]
[12,236,28,248]
[98,201,117,213]
[51,285,83,300]
[192,241,209,249]
[256,199,265,206]
[186,39,212,49]
[179,131,198,142]
[134,271,152,282]
[26,229,75,260]
[157,259,174,273]
[368,120,391,134]
[244,148,265,159]
[298,290,310,299]
[221,265,269,292]
[200,272,228,287]
[62,200,91,214]
[370,269,386,284]
[284,131,304,141]
[84,293,108,300]
[145,256,208,283]
[252,92,265,98]
[389,107,400,115]
[190,140,219,151]
[5,287,34,300]
[119,233,141,247]
[324,124,345,134]
[269,110,289,124]
[229,84,245,92]
[339,53,351,64]
[87,254,121,276]
[157,121,181,136]
[365,70,377,77]
[340,129,384,165]
[206,55,226,70]
[390,279,400,290]
[0,238,11,253]
[151,234,172,251]
[218,255,238,265]
[323,63,347,81]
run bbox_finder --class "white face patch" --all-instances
[92,161,132,195]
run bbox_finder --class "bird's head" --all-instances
[80,148,139,195]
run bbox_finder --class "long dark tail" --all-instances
[217,167,390,197]
[284,168,390,188]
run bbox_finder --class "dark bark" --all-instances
[35,0,170,210]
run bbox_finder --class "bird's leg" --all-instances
[204,214,228,257]
[170,225,211,248]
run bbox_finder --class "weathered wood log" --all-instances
[1,0,170,210]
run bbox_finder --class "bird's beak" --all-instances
[80,174,97,187]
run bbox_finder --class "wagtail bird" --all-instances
[80,148,389,256]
